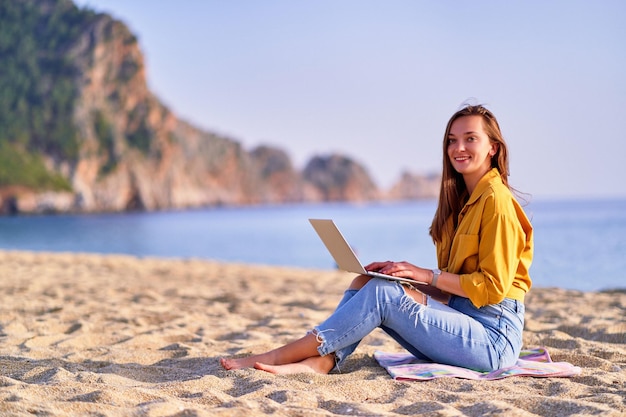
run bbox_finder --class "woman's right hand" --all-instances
[365,260,431,285]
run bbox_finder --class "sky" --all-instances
[73,0,626,199]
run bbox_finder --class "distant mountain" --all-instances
[0,0,439,214]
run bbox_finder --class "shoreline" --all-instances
[1,247,625,294]
[0,250,624,416]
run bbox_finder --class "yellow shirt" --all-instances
[436,168,533,307]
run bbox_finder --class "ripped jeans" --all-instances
[314,278,525,372]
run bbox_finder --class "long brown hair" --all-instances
[429,104,511,243]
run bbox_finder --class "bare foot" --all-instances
[254,356,335,375]
[220,352,276,370]
[221,333,325,371]
[220,357,247,370]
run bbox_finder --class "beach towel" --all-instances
[374,347,581,381]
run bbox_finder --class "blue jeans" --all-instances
[314,278,525,372]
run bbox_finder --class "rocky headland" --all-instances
[0,0,439,215]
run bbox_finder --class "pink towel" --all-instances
[374,347,581,381]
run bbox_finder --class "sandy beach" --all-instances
[0,250,624,416]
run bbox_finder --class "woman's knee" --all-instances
[348,274,372,290]
[402,285,427,305]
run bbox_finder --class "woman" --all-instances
[221,104,533,374]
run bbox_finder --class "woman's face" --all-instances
[447,115,497,190]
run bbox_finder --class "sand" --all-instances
[0,250,624,416]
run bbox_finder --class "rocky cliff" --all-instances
[0,0,439,214]
[387,171,441,201]
[303,155,380,202]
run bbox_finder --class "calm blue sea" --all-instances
[0,199,624,292]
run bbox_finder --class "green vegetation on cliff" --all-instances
[0,142,71,190]
[0,0,97,189]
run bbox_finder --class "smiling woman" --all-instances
[221,104,534,376]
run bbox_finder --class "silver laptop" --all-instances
[309,219,425,286]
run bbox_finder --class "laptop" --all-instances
[309,219,425,286]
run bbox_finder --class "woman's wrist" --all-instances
[431,269,442,287]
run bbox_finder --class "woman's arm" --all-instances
[428,270,467,299]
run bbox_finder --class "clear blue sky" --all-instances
[74,0,626,199]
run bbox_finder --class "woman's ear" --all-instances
[490,143,499,157]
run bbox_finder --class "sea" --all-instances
[0,198,624,292]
